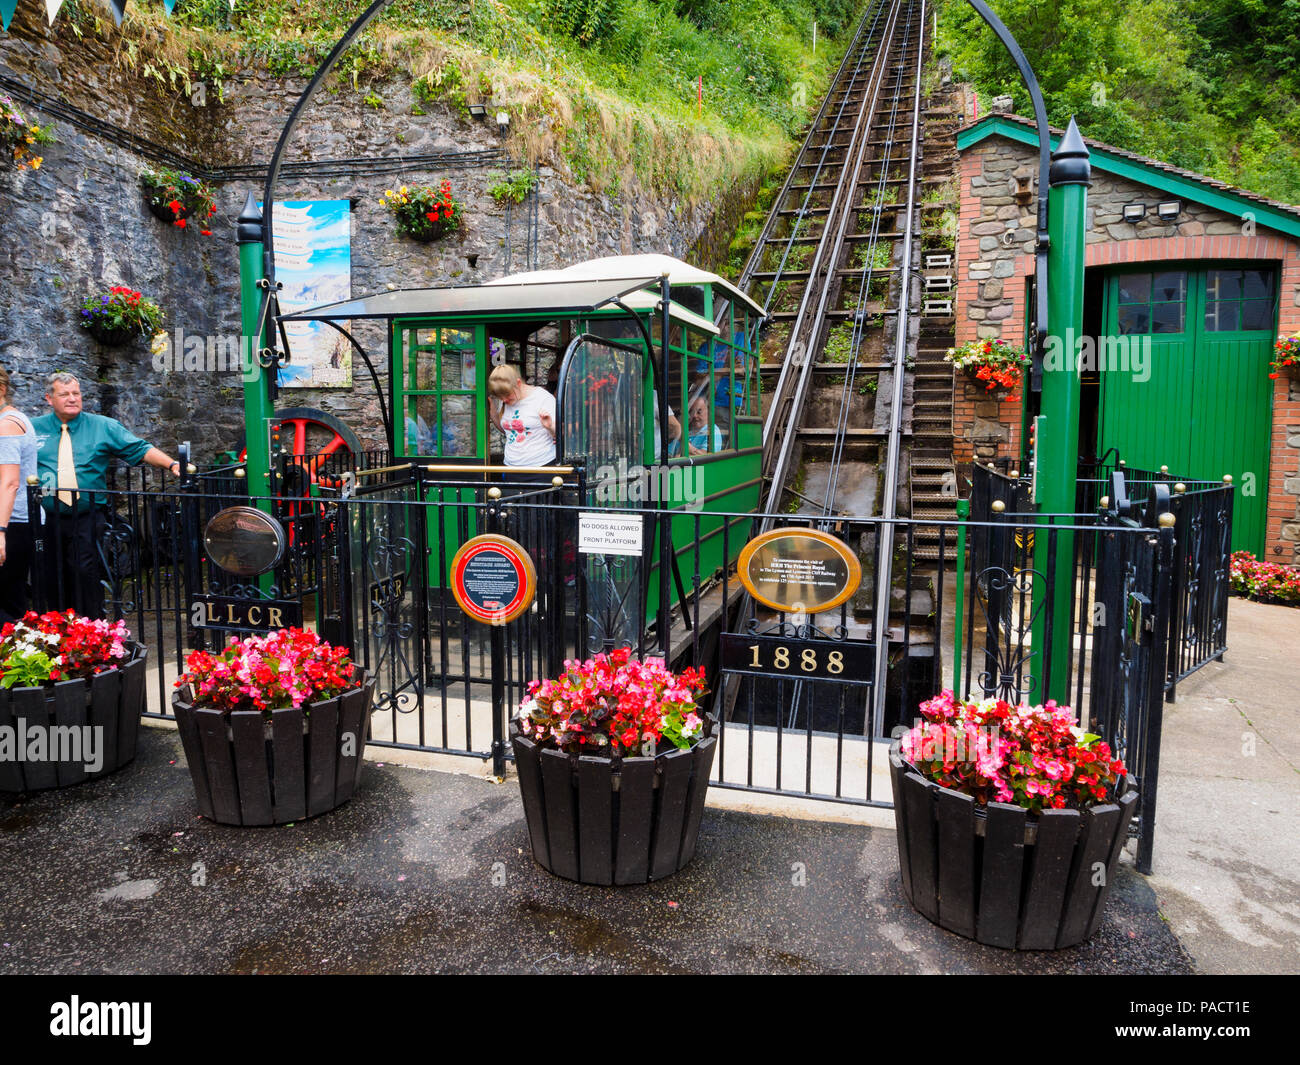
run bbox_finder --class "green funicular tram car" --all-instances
[280,254,766,669]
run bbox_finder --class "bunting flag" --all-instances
[0,0,239,30]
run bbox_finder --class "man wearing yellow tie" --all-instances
[31,372,180,618]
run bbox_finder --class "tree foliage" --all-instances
[938,0,1300,204]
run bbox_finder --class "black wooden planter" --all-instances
[0,644,148,793]
[171,671,375,826]
[511,723,717,885]
[889,749,1138,950]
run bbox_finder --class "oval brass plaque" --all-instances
[203,507,287,577]
[736,528,861,614]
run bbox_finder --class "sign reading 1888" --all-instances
[721,633,873,684]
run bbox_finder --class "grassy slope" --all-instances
[58,0,862,204]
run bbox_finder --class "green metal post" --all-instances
[1031,119,1090,704]
[952,497,969,695]
[237,192,274,504]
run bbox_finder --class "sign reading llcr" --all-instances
[450,534,537,625]
[189,595,303,632]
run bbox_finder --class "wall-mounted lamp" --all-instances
[1122,203,1146,223]
[496,111,510,137]
[1156,200,1181,221]
[468,103,487,120]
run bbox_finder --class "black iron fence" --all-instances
[14,458,1233,874]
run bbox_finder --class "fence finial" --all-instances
[1222,474,1233,485]
[1173,483,1185,494]
[1158,512,1176,528]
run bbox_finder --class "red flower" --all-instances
[175,218,187,228]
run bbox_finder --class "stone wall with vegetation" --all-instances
[0,6,753,459]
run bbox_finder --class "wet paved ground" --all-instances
[0,729,1193,975]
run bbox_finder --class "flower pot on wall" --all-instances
[145,195,188,226]
[962,367,1015,400]
[0,644,148,793]
[171,670,376,826]
[511,719,717,885]
[888,749,1138,950]
[84,322,140,347]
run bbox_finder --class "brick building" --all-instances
[953,113,1300,562]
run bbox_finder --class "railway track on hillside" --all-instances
[727,0,959,734]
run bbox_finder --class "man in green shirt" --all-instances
[31,372,180,618]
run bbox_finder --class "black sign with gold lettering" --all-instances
[721,633,874,685]
[189,595,303,633]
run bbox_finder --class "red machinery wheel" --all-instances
[235,406,365,491]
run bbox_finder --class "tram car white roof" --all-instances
[488,253,766,320]
[279,254,758,337]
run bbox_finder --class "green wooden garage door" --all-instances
[1100,264,1276,555]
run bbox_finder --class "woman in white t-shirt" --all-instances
[489,364,556,468]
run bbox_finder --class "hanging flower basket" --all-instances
[140,166,217,235]
[511,649,716,884]
[79,286,163,348]
[1270,335,1300,381]
[171,629,375,826]
[889,691,1137,950]
[946,338,1029,398]
[379,180,464,243]
[0,612,147,793]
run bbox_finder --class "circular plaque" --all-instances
[450,534,537,624]
[203,507,287,577]
[736,528,862,614]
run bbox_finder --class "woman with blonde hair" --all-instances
[488,363,556,468]
[0,366,38,623]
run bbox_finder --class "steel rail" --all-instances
[870,0,928,736]
[756,2,895,435]
[823,2,922,514]
[731,3,882,299]
[783,0,923,731]
[733,6,883,301]
[761,0,909,522]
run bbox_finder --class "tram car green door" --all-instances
[393,321,487,587]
